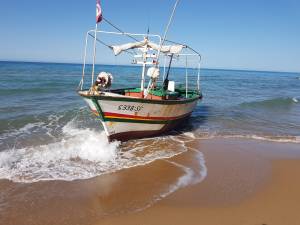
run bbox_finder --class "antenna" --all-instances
[146,26,150,39]
[144,0,181,97]
[157,0,180,59]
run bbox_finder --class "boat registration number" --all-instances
[118,105,143,112]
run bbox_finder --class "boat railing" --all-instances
[78,29,202,98]
[79,30,162,91]
[159,52,201,98]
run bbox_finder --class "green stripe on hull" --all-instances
[91,98,105,120]
[103,117,169,124]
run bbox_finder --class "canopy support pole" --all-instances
[163,55,167,81]
[141,48,147,97]
[197,55,201,92]
[185,55,188,98]
[163,54,174,91]
[79,32,89,90]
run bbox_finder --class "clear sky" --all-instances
[0,0,299,72]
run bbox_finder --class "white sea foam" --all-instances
[0,120,204,183]
[292,97,298,103]
[158,161,194,198]
[182,132,196,139]
[134,147,207,212]
[220,134,300,144]
[163,149,207,195]
[195,133,300,143]
[0,116,209,214]
[183,127,300,144]
[0,121,120,182]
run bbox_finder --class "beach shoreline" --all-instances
[1,137,300,225]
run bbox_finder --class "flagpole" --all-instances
[91,23,98,87]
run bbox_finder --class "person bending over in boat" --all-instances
[91,72,113,93]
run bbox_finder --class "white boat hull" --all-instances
[80,91,200,141]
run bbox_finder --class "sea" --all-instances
[0,61,299,184]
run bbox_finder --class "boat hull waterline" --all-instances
[79,92,200,141]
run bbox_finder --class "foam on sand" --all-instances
[0,119,207,184]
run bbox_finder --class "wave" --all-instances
[188,128,300,144]
[0,107,93,141]
[220,134,300,143]
[0,85,71,96]
[0,124,119,183]
[239,97,299,109]
[0,112,209,214]
[0,115,207,184]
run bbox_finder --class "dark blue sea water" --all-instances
[0,61,299,182]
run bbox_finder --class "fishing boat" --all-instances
[78,0,202,142]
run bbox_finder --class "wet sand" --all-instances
[1,138,300,225]
[99,139,300,225]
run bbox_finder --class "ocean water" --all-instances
[0,61,299,183]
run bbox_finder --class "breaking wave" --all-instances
[239,97,299,109]
[188,129,300,144]
[220,134,300,143]
[0,115,207,184]
[0,121,120,182]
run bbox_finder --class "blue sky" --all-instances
[0,0,299,72]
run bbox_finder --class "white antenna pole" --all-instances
[144,0,180,97]
[91,23,98,87]
[157,0,180,60]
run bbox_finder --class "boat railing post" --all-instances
[197,55,201,93]
[163,54,167,81]
[141,47,147,97]
[185,55,188,98]
[91,24,98,88]
[80,31,89,90]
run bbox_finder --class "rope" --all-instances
[88,33,112,49]
[103,17,140,42]
[88,33,135,56]
[102,17,139,55]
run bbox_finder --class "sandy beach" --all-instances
[1,138,300,225]
[101,158,300,225]
[1,0,300,224]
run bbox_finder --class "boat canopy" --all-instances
[112,39,184,56]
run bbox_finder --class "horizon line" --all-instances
[0,59,299,74]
